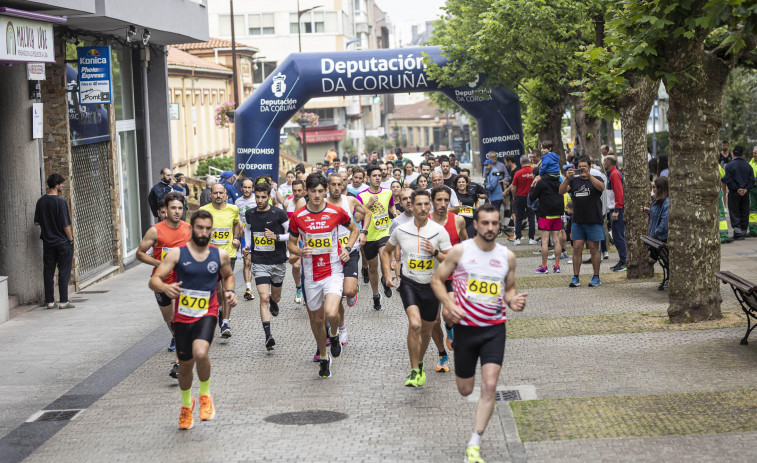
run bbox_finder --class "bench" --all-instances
[641,235,668,291]
[715,271,757,345]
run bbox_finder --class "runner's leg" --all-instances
[406,305,423,369]
[472,363,502,434]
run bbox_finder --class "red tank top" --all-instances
[152,220,191,283]
[431,212,460,281]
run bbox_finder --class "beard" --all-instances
[478,230,497,242]
[191,232,210,247]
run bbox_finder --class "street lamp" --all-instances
[652,100,658,158]
[297,117,310,162]
[297,0,323,52]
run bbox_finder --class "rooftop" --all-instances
[173,37,258,52]
[167,47,232,73]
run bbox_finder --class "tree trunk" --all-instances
[665,52,730,322]
[608,118,617,153]
[538,96,568,164]
[619,76,658,279]
[572,94,602,159]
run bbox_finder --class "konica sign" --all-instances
[234,46,524,181]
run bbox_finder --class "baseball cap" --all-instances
[483,160,495,166]
[220,171,234,179]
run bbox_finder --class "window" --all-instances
[290,11,339,34]
[219,15,245,36]
[310,108,335,125]
[253,61,277,84]
[248,13,274,35]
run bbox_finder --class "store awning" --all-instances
[298,129,345,144]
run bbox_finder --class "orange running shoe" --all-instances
[179,396,195,430]
[199,394,216,421]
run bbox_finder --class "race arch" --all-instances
[234,46,524,181]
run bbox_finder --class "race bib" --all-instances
[373,213,390,230]
[253,232,275,252]
[211,227,231,245]
[177,289,210,318]
[465,273,501,305]
[160,247,171,260]
[338,229,350,246]
[305,232,335,254]
[406,253,434,278]
[459,206,474,218]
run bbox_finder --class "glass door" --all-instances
[116,123,141,262]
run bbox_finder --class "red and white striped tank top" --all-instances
[451,240,510,326]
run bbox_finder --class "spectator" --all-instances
[719,140,733,165]
[751,146,757,236]
[559,157,606,288]
[350,153,359,165]
[604,155,626,271]
[219,170,239,203]
[147,167,173,220]
[538,140,560,176]
[529,170,564,274]
[200,176,216,206]
[504,155,535,245]
[657,155,669,177]
[279,171,295,199]
[172,173,189,196]
[484,160,504,216]
[723,145,755,239]
[648,176,669,242]
[34,174,75,310]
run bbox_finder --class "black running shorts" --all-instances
[154,292,172,307]
[343,249,360,279]
[362,236,389,261]
[173,315,217,361]
[453,323,506,379]
[398,277,440,322]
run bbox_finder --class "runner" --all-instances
[358,165,397,310]
[242,182,289,350]
[347,166,367,196]
[285,179,306,303]
[326,173,371,346]
[149,209,238,430]
[454,174,480,238]
[136,192,190,379]
[235,178,257,302]
[382,190,452,387]
[429,185,468,372]
[431,203,527,463]
[288,174,360,378]
[200,183,241,337]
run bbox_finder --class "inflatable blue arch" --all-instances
[234,46,524,180]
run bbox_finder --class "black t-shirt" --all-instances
[569,176,604,224]
[443,176,455,188]
[34,194,71,245]
[245,206,289,264]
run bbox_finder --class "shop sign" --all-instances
[0,16,55,63]
[77,46,112,104]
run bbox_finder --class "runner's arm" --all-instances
[136,226,160,267]
[380,241,397,286]
[503,251,526,312]
[352,198,372,225]
[431,244,462,304]
[456,215,468,241]
[148,247,180,293]
[218,249,238,307]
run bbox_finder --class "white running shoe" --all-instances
[338,327,348,345]
[528,239,538,245]
[513,239,521,245]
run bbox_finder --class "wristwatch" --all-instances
[344,246,352,253]
[433,249,440,257]
[360,230,368,235]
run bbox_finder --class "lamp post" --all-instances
[298,117,310,162]
[229,0,239,108]
[297,0,323,52]
[652,100,658,158]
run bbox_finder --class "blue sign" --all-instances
[77,46,112,105]
[66,63,110,146]
[234,46,524,182]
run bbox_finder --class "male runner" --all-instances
[288,174,359,378]
[429,185,468,372]
[432,203,527,463]
[326,173,371,345]
[200,183,241,337]
[358,165,397,310]
[286,179,306,303]
[235,178,257,301]
[136,192,191,378]
[347,166,367,196]
[149,210,237,430]
[382,190,451,387]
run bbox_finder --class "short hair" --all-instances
[211,182,226,193]
[205,176,217,186]
[430,185,450,201]
[420,162,431,169]
[351,166,364,176]
[254,181,271,193]
[295,163,306,173]
[487,151,497,158]
[430,171,443,179]
[520,155,530,165]
[395,147,403,156]
[460,168,471,175]
[438,155,450,164]
[47,173,65,189]
[305,173,328,190]
[286,170,295,177]
[504,154,516,164]
[576,156,591,167]
[604,155,617,166]
[392,168,402,175]
[163,192,185,208]
[366,165,383,177]
[474,203,499,222]
[160,167,171,175]
[174,173,184,181]
[411,189,431,204]
[191,209,213,227]
[292,179,305,188]
[241,177,254,186]
[540,140,553,151]
[454,174,469,187]
[157,199,166,209]
[328,173,343,183]
[734,145,745,156]
[316,162,323,167]
[422,150,432,156]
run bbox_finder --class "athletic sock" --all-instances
[542,261,547,267]
[439,350,447,357]
[199,379,210,396]
[262,321,271,338]
[468,432,481,447]
[445,323,452,330]
[222,318,229,325]
[245,282,252,290]
[296,285,302,290]
[373,293,380,299]
[181,388,192,407]
[338,325,346,332]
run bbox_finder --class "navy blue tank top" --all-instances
[173,246,221,322]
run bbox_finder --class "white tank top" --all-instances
[335,195,360,252]
[451,240,510,326]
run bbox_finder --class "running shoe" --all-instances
[534,266,548,274]
[435,354,450,373]
[330,335,342,357]
[338,326,348,345]
[295,287,303,304]
[373,294,381,310]
[417,361,426,386]
[199,394,215,421]
[168,337,176,352]
[603,251,609,260]
[269,299,280,317]
[346,293,358,307]
[178,396,195,430]
[583,257,592,264]
[548,252,569,261]
[465,445,484,463]
[265,335,276,351]
[169,362,179,379]
[528,239,538,245]
[58,302,75,309]
[512,239,521,245]
[507,235,517,242]
[569,276,580,287]
[319,356,332,378]
[244,289,254,300]
[46,303,58,309]
[553,265,561,274]
[589,275,602,287]
[445,325,454,351]
[405,369,420,387]
[611,262,627,272]
[362,267,369,283]
[547,253,556,260]
[532,249,542,255]
[220,322,231,338]
[380,277,392,298]
[313,347,321,362]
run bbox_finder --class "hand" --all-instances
[442,301,466,324]
[508,292,528,312]
[367,195,378,207]
[566,168,575,179]
[301,246,313,258]
[271,182,278,190]
[385,276,399,288]
[232,238,240,248]
[358,233,366,246]
[242,246,250,256]
[738,188,747,196]
[419,237,435,254]
[264,228,276,240]
[641,206,649,213]
[612,212,619,221]
[163,281,182,299]
[339,248,350,262]
[225,290,238,308]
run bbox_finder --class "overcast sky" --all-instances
[374,0,447,46]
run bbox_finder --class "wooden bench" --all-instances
[641,235,668,291]
[715,271,757,345]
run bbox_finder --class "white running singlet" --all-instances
[451,240,510,326]
[336,195,361,252]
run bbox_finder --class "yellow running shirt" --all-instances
[358,187,394,242]
[200,203,240,258]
